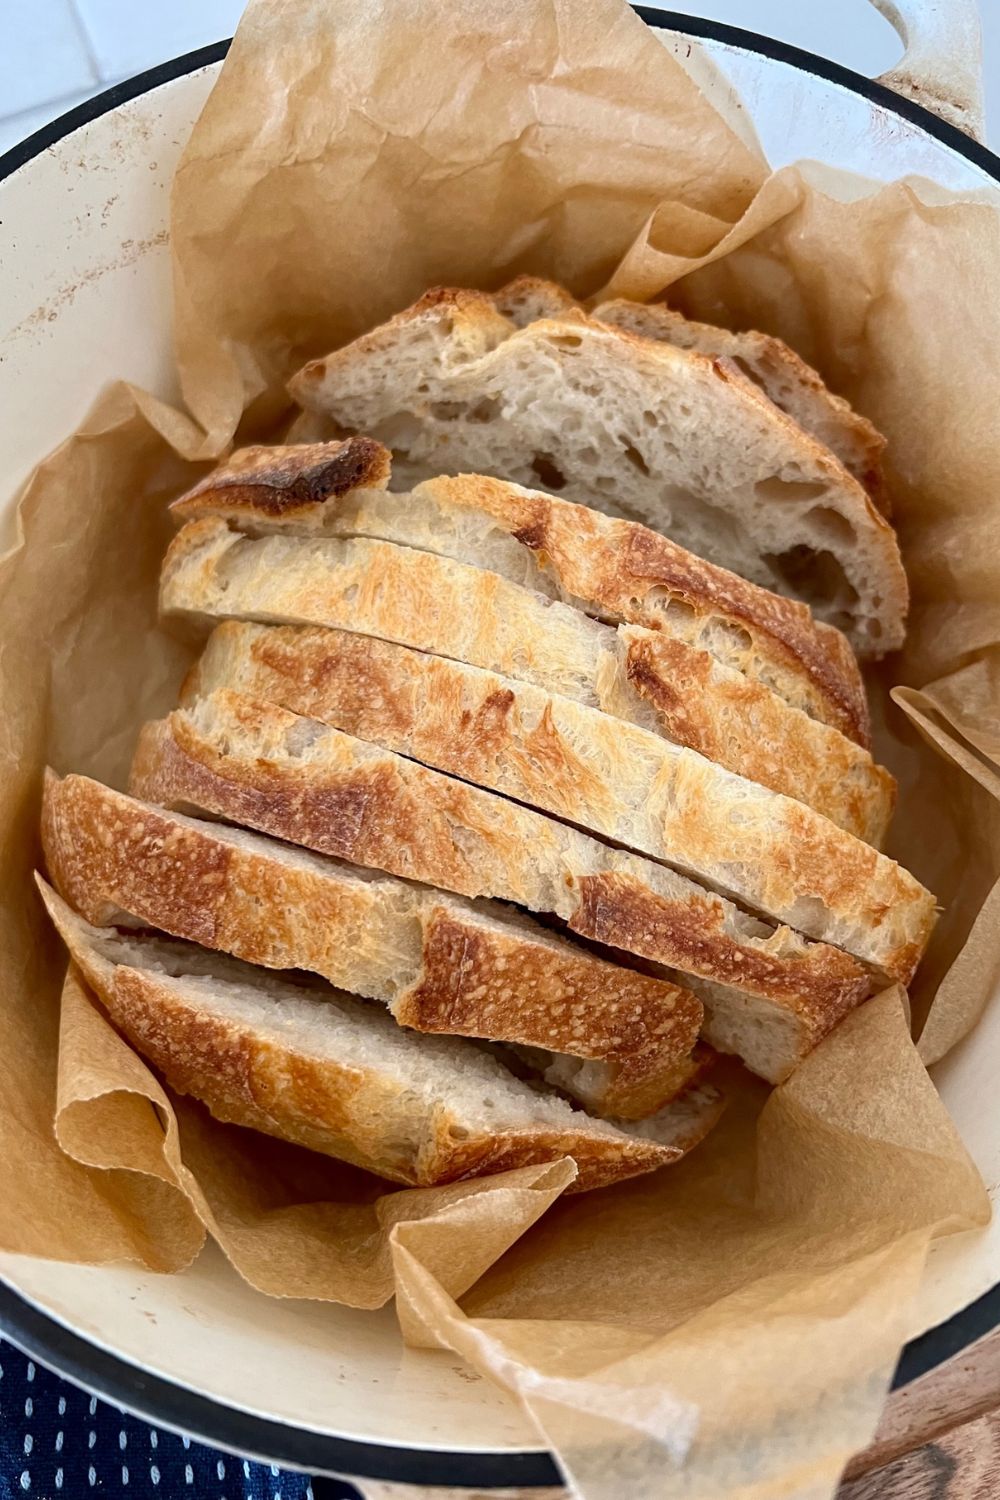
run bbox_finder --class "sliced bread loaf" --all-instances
[287,289,907,654]
[172,451,870,751]
[185,626,934,980]
[42,773,703,1119]
[128,687,874,1080]
[161,517,893,842]
[38,879,719,1192]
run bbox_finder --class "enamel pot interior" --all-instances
[2,16,999,1489]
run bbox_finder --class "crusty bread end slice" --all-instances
[37,878,721,1192]
[287,289,906,656]
[173,435,392,522]
[42,772,703,1119]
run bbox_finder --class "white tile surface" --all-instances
[0,0,96,118]
[0,87,101,156]
[72,0,243,82]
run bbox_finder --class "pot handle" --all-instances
[868,0,985,140]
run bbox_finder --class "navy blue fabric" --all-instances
[0,1341,360,1500]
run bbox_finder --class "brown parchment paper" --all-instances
[1,1,1000,1496]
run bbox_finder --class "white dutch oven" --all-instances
[1,2,998,1490]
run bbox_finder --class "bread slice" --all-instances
[37,879,720,1193]
[184,626,933,980]
[42,773,704,1119]
[172,448,872,751]
[591,297,887,509]
[607,625,893,846]
[162,517,624,714]
[162,508,893,844]
[489,278,887,505]
[129,687,876,1080]
[287,289,907,655]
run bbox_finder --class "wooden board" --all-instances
[839,1408,1000,1499]
[335,1325,1000,1499]
[845,1325,1000,1482]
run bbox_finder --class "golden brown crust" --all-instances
[109,968,375,1158]
[85,961,674,1191]
[171,437,391,523]
[130,707,501,898]
[398,907,702,1120]
[129,687,884,1015]
[40,879,702,1193]
[160,509,888,838]
[42,771,381,969]
[185,628,933,981]
[430,1126,680,1195]
[43,773,704,1120]
[620,631,895,845]
[426,470,872,748]
[109,958,713,1190]
[113,966,695,1190]
[170,439,872,748]
[568,870,868,1032]
[42,769,229,944]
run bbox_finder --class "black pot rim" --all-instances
[1,12,998,1489]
